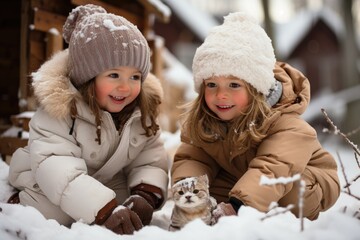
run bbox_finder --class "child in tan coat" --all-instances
[171,12,340,221]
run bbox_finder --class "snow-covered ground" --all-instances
[0,133,359,240]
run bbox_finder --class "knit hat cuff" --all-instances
[192,12,276,95]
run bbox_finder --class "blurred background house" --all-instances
[154,0,360,142]
[1,0,360,160]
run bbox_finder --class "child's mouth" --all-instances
[110,95,126,102]
[216,105,234,110]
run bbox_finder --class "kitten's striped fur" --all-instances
[169,175,217,231]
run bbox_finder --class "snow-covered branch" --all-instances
[259,174,305,231]
[322,108,360,202]
[321,108,360,157]
[260,174,301,185]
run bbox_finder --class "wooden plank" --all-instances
[0,137,28,158]
[147,37,163,78]
[46,31,63,59]
[10,116,31,132]
[19,0,30,110]
[138,0,170,23]
[31,0,71,15]
[33,8,66,33]
[29,40,45,72]
[71,0,142,29]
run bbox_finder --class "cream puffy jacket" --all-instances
[8,49,169,224]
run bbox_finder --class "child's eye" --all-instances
[131,74,141,81]
[108,73,119,78]
[205,82,216,88]
[178,190,184,195]
[229,82,241,88]
[193,189,199,194]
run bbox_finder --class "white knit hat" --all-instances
[192,12,276,96]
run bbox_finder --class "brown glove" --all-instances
[124,183,164,225]
[123,193,154,226]
[7,192,20,204]
[211,202,237,224]
[103,206,143,235]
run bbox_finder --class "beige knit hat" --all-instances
[192,12,276,96]
[62,4,151,87]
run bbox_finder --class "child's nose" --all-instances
[116,81,130,92]
[216,87,228,99]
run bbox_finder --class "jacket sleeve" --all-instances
[229,115,327,211]
[124,128,169,202]
[8,146,35,190]
[28,109,115,224]
[171,133,220,186]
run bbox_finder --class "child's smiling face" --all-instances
[204,76,249,121]
[94,66,141,113]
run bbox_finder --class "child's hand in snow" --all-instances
[103,205,143,235]
[211,202,237,224]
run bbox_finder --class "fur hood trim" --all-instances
[31,49,163,119]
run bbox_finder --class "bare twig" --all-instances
[321,109,360,203]
[354,152,360,168]
[298,180,305,231]
[341,190,360,201]
[346,126,360,137]
[260,205,295,221]
[343,175,360,188]
[321,108,360,156]
[260,174,305,231]
[342,206,347,213]
[337,151,351,194]
[353,210,360,218]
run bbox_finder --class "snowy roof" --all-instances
[275,8,344,58]
[161,0,219,40]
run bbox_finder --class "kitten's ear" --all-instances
[199,174,209,185]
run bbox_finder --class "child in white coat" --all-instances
[8,4,168,235]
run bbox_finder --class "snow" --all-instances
[103,19,129,31]
[275,7,344,59]
[302,84,360,122]
[162,48,197,101]
[48,28,60,36]
[1,138,359,240]
[161,0,218,41]
[260,173,301,185]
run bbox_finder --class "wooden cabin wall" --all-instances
[0,0,21,132]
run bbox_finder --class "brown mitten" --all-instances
[123,194,154,225]
[211,202,237,224]
[7,192,20,204]
[103,206,143,235]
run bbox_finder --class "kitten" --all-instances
[169,175,217,231]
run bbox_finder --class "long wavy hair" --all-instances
[70,78,161,144]
[182,81,273,154]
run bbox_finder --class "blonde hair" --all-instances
[73,79,161,144]
[182,82,273,154]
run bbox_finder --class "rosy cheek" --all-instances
[204,92,212,105]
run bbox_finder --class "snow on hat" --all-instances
[62,4,150,87]
[192,12,276,96]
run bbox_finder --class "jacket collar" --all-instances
[274,61,310,115]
